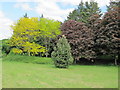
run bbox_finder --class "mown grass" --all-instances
[2,55,118,88]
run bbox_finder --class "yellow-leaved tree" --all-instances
[9,17,46,56]
[9,17,61,56]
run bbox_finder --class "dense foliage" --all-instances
[67,0,101,24]
[38,18,61,38]
[9,17,61,56]
[93,7,119,65]
[35,18,61,57]
[107,0,120,11]
[61,20,95,63]
[51,35,73,68]
[2,39,11,55]
[9,17,46,56]
[87,0,120,65]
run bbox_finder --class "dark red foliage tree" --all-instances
[88,14,101,29]
[87,14,102,53]
[61,20,95,63]
[93,7,120,65]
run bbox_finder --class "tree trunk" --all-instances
[28,52,30,56]
[118,54,120,65]
[45,44,48,57]
[115,59,117,66]
[40,53,41,57]
[115,55,118,66]
[73,60,76,64]
[45,38,49,57]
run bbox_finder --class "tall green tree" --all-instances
[24,13,28,18]
[35,18,61,57]
[40,14,44,18]
[38,18,61,38]
[107,0,120,11]
[67,0,101,24]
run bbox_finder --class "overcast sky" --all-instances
[0,0,111,40]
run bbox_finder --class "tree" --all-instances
[40,14,44,18]
[107,0,120,11]
[24,13,28,18]
[38,18,61,38]
[61,20,95,63]
[93,7,120,65]
[9,17,46,56]
[51,35,73,68]
[36,18,61,57]
[67,0,101,24]
[10,17,61,56]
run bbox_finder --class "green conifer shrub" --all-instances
[51,35,73,68]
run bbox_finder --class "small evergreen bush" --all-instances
[51,35,73,68]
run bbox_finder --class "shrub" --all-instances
[2,39,11,55]
[51,35,73,68]
[11,48,23,54]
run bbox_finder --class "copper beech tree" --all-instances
[61,6,119,65]
[92,7,120,65]
[61,20,95,63]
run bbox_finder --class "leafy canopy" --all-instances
[9,17,46,56]
[38,18,61,38]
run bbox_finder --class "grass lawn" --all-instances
[2,61,118,88]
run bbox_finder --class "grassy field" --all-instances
[2,60,118,88]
